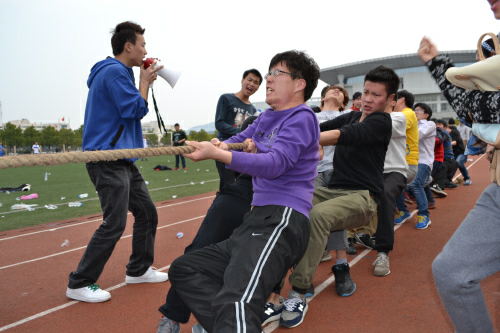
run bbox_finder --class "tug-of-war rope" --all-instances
[0,143,247,169]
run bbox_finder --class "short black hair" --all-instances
[414,102,433,119]
[352,92,362,100]
[435,119,448,127]
[396,90,415,109]
[364,66,399,97]
[448,118,456,125]
[174,123,180,127]
[111,21,145,56]
[269,50,320,101]
[243,69,263,85]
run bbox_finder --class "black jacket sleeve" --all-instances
[337,112,392,146]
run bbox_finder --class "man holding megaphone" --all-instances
[66,21,168,303]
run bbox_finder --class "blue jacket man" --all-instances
[66,21,168,303]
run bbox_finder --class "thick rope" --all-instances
[0,143,246,169]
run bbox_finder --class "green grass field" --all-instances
[0,156,219,231]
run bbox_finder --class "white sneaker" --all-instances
[125,267,168,284]
[66,284,111,303]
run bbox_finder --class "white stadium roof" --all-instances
[320,50,476,84]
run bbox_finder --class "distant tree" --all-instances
[161,131,172,146]
[3,123,23,152]
[72,126,83,148]
[58,128,74,151]
[23,126,40,148]
[188,129,216,142]
[40,126,59,151]
[145,134,158,147]
[197,129,212,142]
[188,130,198,141]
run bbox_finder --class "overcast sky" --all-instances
[1,0,497,130]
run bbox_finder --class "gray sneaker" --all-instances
[279,290,308,328]
[156,317,180,333]
[191,323,207,333]
[320,249,332,262]
[373,252,391,277]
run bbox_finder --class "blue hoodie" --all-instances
[83,57,148,153]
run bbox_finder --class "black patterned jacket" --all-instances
[426,54,500,124]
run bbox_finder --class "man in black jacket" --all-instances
[280,66,396,329]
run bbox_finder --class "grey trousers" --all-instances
[432,183,500,333]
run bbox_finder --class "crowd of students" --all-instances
[67,2,499,331]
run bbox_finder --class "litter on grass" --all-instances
[11,204,38,211]
[19,193,39,200]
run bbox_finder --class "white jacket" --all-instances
[384,112,408,177]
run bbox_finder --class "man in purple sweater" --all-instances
[166,50,320,333]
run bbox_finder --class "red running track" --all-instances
[0,156,498,332]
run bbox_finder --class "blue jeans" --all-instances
[456,154,470,180]
[398,164,431,217]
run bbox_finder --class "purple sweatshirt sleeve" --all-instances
[228,112,318,179]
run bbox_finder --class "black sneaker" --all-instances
[332,263,357,297]
[444,182,458,189]
[430,184,448,198]
[346,237,357,255]
[354,233,375,250]
[262,297,284,326]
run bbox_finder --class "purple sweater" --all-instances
[225,104,319,217]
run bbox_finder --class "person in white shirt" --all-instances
[32,142,41,154]
[395,103,435,230]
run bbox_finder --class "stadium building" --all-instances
[255,50,475,119]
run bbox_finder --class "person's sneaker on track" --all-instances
[415,215,432,230]
[332,263,357,297]
[280,290,308,328]
[262,297,284,326]
[66,283,111,303]
[156,317,180,333]
[394,211,411,225]
[373,252,391,277]
[125,266,168,284]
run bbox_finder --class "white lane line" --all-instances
[0,264,170,332]
[0,155,485,332]
[263,210,417,333]
[264,156,485,332]
[0,195,215,242]
[0,216,204,271]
